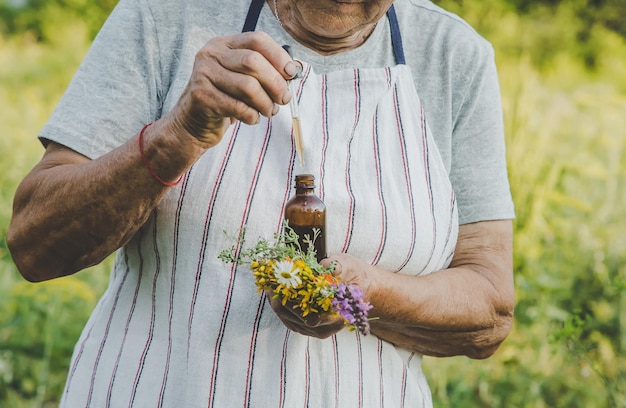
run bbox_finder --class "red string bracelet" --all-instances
[138,123,183,187]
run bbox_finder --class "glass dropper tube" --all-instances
[283,45,305,167]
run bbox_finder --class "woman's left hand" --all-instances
[266,254,373,339]
[271,220,514,359]
[324,220,515,359]
[266,291,347,339]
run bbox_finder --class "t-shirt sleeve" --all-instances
[39,0,162,159]
[449,44,515,225]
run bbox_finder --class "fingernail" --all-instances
[281,90,292,105]
[272,103,280,116]
[284,61,297,78]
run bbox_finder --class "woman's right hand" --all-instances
[167,31,298,148]
[7,32,298,282]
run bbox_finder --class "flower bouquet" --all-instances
[218,225,373,335]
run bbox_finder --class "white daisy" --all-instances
[274,260,302,288]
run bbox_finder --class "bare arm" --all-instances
[7,32,297,282]
[363,220,514,358]
[270,220,514,359]
[7,120,204,282]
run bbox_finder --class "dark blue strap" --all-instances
[242,0,265,32]
[242,0,405,65]
[387,5,406,65]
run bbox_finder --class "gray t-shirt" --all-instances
[41,0,514,224]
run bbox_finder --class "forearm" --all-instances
[7,118,209,281]
[334,220,514,358]
[368,265,514,358]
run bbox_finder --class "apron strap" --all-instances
[242,0,265,32]
[242,0,406,65]
[386,5,406,65]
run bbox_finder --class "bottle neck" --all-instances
[295,187,315,195]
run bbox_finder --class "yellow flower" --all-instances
[251,259,277,291]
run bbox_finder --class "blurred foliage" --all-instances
[0,12,112,406]
[0,278,96,406]
[505,0,626,40]
[427,1,626,407]
[1,0,625,407]
[436,0,626,69]
[441,0,626,42]
[0,0,117,42]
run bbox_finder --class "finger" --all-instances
[268,296,345,338]
[211,69,280,119]
[216,33,294,105]
[225,31,298,80]
[194,32,295,121]
[303,313,321,327]
[321,257,344,277]
[193,50,282,119]
[331,260,343,277]
[190,52,273,123]
[184,74,262,126]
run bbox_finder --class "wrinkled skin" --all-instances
[269,0,395,54]
[268,220,514,358]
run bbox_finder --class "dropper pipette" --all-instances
[283,45,305,167]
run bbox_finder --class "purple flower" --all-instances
[331,283,373,335]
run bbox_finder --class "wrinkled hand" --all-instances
[268,253,375,338]
[320,253,374,293]
[266,292,346,339]
[168,31,297,147]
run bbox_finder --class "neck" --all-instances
[268,0,379,56]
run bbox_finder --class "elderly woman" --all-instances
[8,0,515,406]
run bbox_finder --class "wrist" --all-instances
[137,118,209,186]
[138,123,183,187]
[166,98,232,149]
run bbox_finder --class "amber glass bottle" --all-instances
[284,174,327,262]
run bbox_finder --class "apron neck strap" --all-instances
[386,5,406,65]
[242,0,265,33]
[242,0,406,65]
